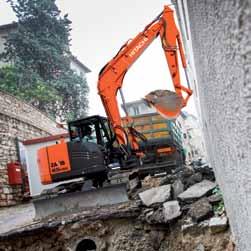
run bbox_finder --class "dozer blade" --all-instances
[144,89,183,120]
[33,184,128,219]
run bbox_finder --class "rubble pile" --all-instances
[0,163,234,251]
[135,165,227,228]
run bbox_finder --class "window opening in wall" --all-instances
[75,239,97,251]
[180,0,190,40]
[133,106,140,116]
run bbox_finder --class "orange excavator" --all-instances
[98,5,192,153]
[35,5,192,218]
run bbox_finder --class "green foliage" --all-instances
[51,69,89,120]
[212,186,225,215]
[0,66,61,112]
[0,0,89,119]
[2,0,71,80]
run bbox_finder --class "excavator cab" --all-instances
[68,115,115,147]
[38,116,116,185]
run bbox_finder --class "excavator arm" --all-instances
[98,5,192,150]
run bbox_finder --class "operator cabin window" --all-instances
[82,124,97,143]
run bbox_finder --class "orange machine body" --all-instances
[98,5,192,151]
[37,140,71,185]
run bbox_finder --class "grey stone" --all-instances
[181,217,196,233]
[172,179,184,199]
[209,216,228,234]
[178,180,216,201]
[160,174,174,186]
[185,172,203,187]
[188,198,213,222]
[207,193,222,204]
[139,185,171,207]
[194,243,205,251]
[163,200,181,222]
[70,222,81,231]
[181,218,209,234]
[128,176,141,192]
[145,208,165,224]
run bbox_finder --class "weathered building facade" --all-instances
[173,0,251,250]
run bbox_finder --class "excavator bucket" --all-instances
[144,90,183,120]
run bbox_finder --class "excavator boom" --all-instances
[98,5,192,149]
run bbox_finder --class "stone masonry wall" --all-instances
[0,90,65,206]
[184,1,251,250]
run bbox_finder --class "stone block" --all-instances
[163,200,181,222]
[188,198,213,222]
[178,180,216,202]
[209,216,228,234]
[139,185,171,207]
[172,179,184,199]
[7,194,13,200]
[0,194,6,199]
[0,200,8,206]
[3,187,11,194]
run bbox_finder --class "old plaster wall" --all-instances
[184,0,251,250]
[0,90,65,206]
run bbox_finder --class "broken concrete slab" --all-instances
[172,179,184,199]
[163,200,181,222]
[178,180,216,202]
[209,216,228,234]
[139,185,171,207]
[188,198,213,222]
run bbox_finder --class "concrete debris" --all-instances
[181,217,209,234]
[145,208,164,224]
[207,193,222,204]
[160,167,198,189]
[188,198,213,222]
[194,243,205,251]
[181,217,196,233]
[194,165,215,181]
[178,180,216,202]
[139,185,171,207]
[128,176,142,193]
[142,175,161,188]
[163,200,181,222]
[160,174,175,186]
[185,172,203,188]
[209,216,228,234]
[172,179,184,199]
[0,160,231,251]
